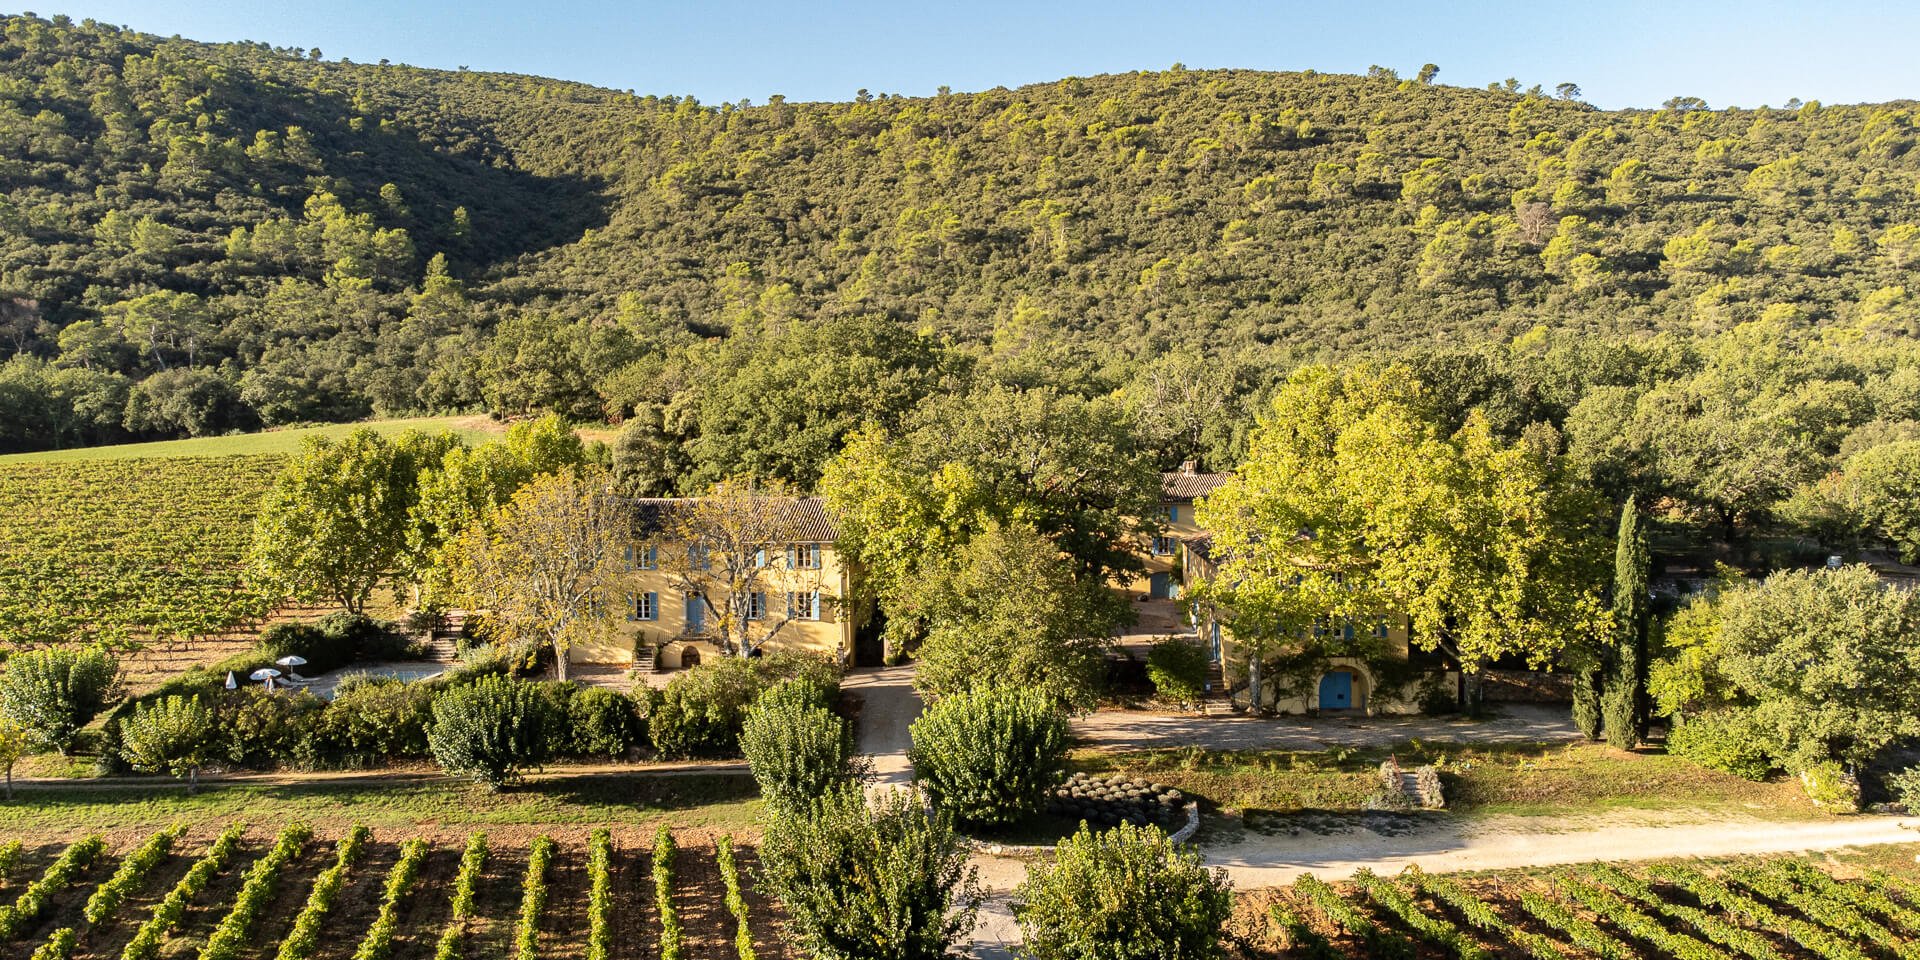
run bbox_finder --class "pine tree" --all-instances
[1602,497,1651,749]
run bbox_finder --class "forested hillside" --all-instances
[4,13,1920,555]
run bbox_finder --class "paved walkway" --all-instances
[1072,702,1580,752]
[843,664,922,788]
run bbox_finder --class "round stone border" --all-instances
[972,800,1202,856]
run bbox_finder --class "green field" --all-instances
[0,417,505,464]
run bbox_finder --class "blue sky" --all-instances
[29,1,1920,109]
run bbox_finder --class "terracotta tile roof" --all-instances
[1162,470,1231,501]
[627,496,841,541]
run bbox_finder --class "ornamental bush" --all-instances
[648,656,766,759]
[258,613,406,676]
[1888,765,1920,813]
[427,676,556,788]
[321,677,433,765]
[563,686,641,758]
[1666,707,1777,781]
[0,646,119,754]
[117,695,215,788]
[759,787,979,960]
[908,686,1068,827]
[740,679,859,810]
[1015,822,1233,960]
[1146,639,1209,708]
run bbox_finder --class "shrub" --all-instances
[740,679,859,811]
[654,827,683,960]
[321,678,433,764]
[352,838,430,960]
[1014,822,1233,960]
[84,825,185,925]
[0,834,105,939]
[29,927,75,960]
[117,695,215,789]
[1887,765,1920,813]
[259,614,412,675]
[0,841,21,879]
[759,787,979,960]
[431,832,488,960]
[1291,874,1413,960]
[0,646,119,754]
[120,824,246,960]
[1146,639,1209,708]
[909,686,1068,827]
[1796,761,1861,812]
[715,836,756,960]
[199,822,313,960]
[220,688,326,769]
[276,826,371,960]
[586,830,612,960]
[512,836,555,960]
[1667,708,1776,780]
[1351,869,1489,960]
[427,676,556,788]
[565,686,640,758]
[649,656,765,759]
[758,651,844,700]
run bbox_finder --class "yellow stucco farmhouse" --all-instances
[570,492,864,670]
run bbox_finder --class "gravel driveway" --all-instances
[843,664,922,788]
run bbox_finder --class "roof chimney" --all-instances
[1180,460,1197,475]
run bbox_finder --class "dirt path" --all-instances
[964,809,1920,958]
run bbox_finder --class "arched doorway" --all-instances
[680,645,702,670]
[1319,670,1355,711]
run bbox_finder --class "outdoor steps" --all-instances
[1201,658,1229,703]
[1397,771,1422,806]
[420,636,458,664]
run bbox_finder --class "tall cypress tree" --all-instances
[1602,496,1651,749]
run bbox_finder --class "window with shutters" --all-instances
[786,590,822,621]
[629,592,657,621]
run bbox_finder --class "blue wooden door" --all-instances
[1149,572,1171,599]
[685,594,705,634]
[1319,671,1353,709]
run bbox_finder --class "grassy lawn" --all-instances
[0,772,762,839]
[1073,740,1821,820]
[0,415,505,463]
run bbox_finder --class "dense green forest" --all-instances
[4,13,1920,557]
